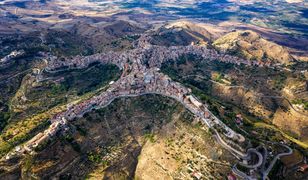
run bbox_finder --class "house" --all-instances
[204,111,210,118]
[188,95,203,108]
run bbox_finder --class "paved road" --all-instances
[262,144,293,179]
[213,129,246,158]
[259,146,268,173]
[1,42,295,180]
[75,90,266,172]
[183,74,307,117]
[232,165,255,180]
[181,74,248,89]
[5,73,264,178]
[259,95,308,117]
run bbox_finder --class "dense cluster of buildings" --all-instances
[21,63,246,156]
[45,41,273,73]
[4,35,290,180]
[63,68,191,121]
[22,117,67,152]
[144,45,271,68]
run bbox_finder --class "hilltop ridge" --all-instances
[213,30,295,64]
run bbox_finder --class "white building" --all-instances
[188,95,203,108]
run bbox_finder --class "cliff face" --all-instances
[213,30,294,64]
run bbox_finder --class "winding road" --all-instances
[1,37,297,180]
[262,143,293,179]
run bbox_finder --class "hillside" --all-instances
[0,1,308,179]
[161,54,308,148]
[0,95,234,179]
[213,30,295,64]
[149,21,224,47]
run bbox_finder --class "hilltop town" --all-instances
[0,0,307,179]
[3,35,297,180]
[46,35,275,74]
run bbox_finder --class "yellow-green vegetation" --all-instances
[23,154,34,173]
[211,72,231,85]
[0,101,66,155]
[86,147,112,168]
[144,133,156,143]
[10,64,120,120]
[0,64,121,157]
[0,58,43,130]
[291,99,308,110]
[32,160,56,174]
[0,83,109,156]
[212,72,223,82]
[254,122,308,149]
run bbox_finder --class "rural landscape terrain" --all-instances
[0,0,307,179]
